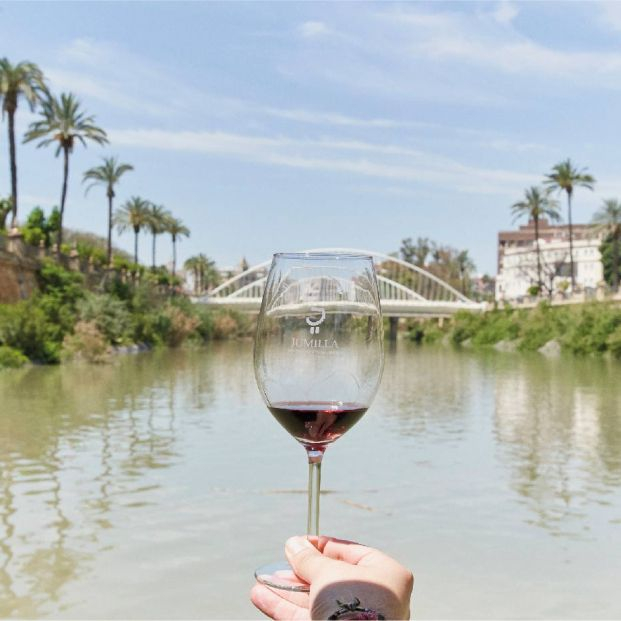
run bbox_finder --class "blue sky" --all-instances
[2,1,621,274]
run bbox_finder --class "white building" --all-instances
[495,220,604,301]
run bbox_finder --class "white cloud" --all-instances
[298,21,331,39]
[46,68,169,116]
[263,106,435,130]
[492,1,519,24]
[46,38,201,117]
[108,127,533,195]
[284,4,621,100]
[597,1,621,32]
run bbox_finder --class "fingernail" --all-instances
[286,536,312,555]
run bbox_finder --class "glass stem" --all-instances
[306,449,323,536]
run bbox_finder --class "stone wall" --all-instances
[0,248,39,303]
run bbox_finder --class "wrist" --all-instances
[327,598,385,620]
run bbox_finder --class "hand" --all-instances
[251,535,414,620]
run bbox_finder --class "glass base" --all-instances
[255,560,310,592]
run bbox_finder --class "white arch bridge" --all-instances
[195,248,485,317]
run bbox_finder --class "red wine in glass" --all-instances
[268,402,368,449]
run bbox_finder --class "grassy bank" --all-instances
[408,302,621,358]
[0,260,252,368]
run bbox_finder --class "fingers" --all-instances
[250,584,309,620]
[315,536,408,575]
[315,536,375,564]
[285,536,338,583]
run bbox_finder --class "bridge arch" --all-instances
[198,248,484,317]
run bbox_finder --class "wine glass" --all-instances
[253,252,384,591]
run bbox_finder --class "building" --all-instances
[496,220,604,301]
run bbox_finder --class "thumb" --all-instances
[285,536,336,583]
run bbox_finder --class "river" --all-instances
[0,342,620,618]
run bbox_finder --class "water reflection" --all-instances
[0,343,620,618]
[0,348,220,617]
[378,343,476,440]
[491,353,621,538]
[377,344,621,540]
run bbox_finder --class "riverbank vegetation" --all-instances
[408,302,621,358]
[0,260,251,368]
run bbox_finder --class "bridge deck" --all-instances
[196,297,485,317]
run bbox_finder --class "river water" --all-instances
[0,342,620,619]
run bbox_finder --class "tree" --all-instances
[0,197,11,230]
[510,186,560,292]
[455,250,476,295]
[400,237,431,267]
[146,203,170,269]
[593,199,621,291]
[21,205,60,247]
[0,59,47,227]
[184,254,219,294]
[164,215,189,278]
[114,196,150,264]
[83,156,134,266]
[544,159,595,290]
[24,92,108,250]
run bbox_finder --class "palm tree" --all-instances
[114,196,150,264]
[83,156,134,266]
[455,250,476,295]
[544,159,595,290]
[146,203,170,269]
[24,92,108,249]
[511,186,561,292]
[183,256,200,293]
[0,59,47,227]
[592,199,621,292]
[164,215,190,278]
[184,253,218,294]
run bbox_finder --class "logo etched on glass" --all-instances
[306,307,326,334]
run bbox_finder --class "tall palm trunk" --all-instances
[613,230,620,292]
[107,191,114,266]
[152,233,157,269]
[566,190,576,290]
[58,145,70,250]
[7,107,18,228]
[534,215,542,291]
[172,235,177,279]
[133,227,139,264]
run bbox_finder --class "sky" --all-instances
[2,1,621,275]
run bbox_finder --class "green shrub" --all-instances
[211,308,254,339]
[451,310,486,344]
[132,310,169,346]
[0,300,62,363]
[470,308,521,346]
[77,293,133,344]
[161,304,200,347]
[423,323,445,344]
[606,325,621,359]
[517,303,565,351]
[561,304,621,355]
[0,345,28,368]
[407,325,425,343]
[62,321,110,363]
[406,320,445,344]
[0,262,86,363]
[192,306,215,341]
